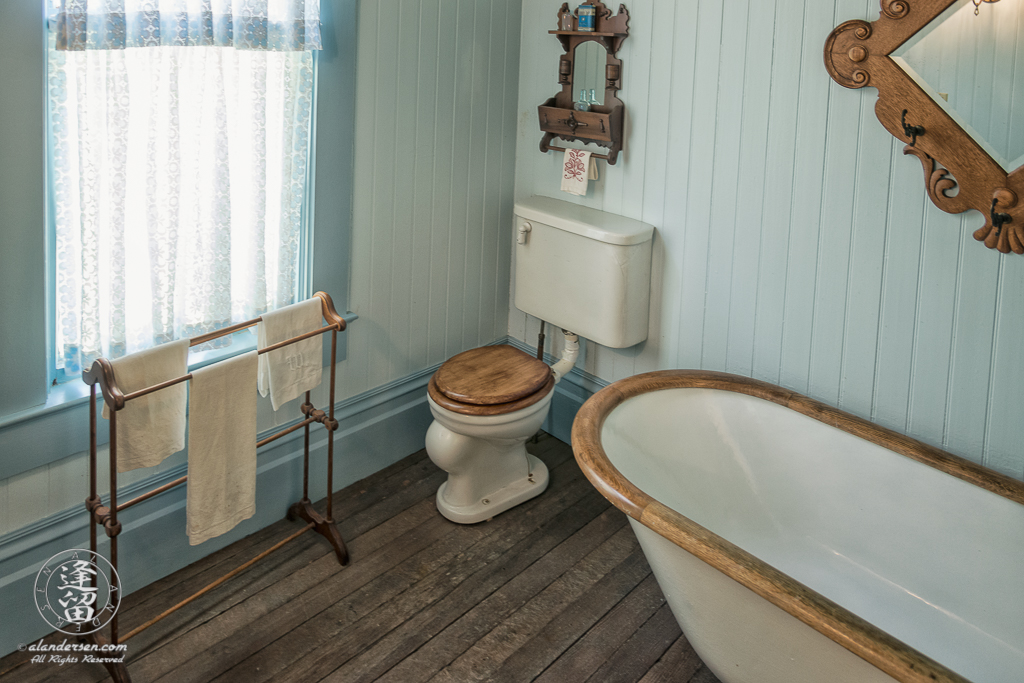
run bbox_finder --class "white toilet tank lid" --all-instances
[514,196,654,246]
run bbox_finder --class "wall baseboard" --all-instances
[0,364,435,658]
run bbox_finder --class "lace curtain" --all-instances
[47,0,321,374]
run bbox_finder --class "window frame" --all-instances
[0,1,355,485]
[43,35,321,388]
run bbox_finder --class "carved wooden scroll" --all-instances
[825,0,1024,254]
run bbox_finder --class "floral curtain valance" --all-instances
[50,0,322,52]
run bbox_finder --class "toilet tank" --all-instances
[514,196,654,349]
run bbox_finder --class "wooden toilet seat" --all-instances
[428,345,554,416]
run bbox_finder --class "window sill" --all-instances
[0,331,260,430]
[2,311,357,433]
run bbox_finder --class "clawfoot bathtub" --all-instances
[571,370,1024,683]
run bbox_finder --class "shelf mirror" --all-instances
[825,0,1024,253]
[574,41,607,106]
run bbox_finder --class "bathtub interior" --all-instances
[600,388,1024,683]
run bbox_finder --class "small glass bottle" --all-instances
[560,8,574,31]
[588,88,598,108]
[574,89,590,112]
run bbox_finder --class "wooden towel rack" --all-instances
[78,291,348,683]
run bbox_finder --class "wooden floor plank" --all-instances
[533,574,668,683]
[586,603,683,683]
[0,639,106,683]
[232,444,585,683]
[121,528,327,658]
[489,551,653,683]
[0,434,707,683]
[130,461,450,680]
[150,438,573,683]
[690,664,725,682]
[220,454,586,683]
[275,462,599,683]
[425,525,640,683]
[125,446,432,625]
[99,448,440,665]
[370,509,629,683]
[147,507,455,683]
[313,488,612,683]
[637,635,706,683]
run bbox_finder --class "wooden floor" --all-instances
[0,433,722,683]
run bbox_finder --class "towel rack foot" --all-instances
[288,499,349,566]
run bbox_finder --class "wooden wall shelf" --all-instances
[538,2,630,165]
[548,28,627,54]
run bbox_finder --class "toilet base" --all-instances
[435,453,549,524]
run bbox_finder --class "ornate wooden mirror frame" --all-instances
[825,0,1023,254]
[538,2,629,164]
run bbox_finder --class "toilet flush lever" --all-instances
[517,222,532,245]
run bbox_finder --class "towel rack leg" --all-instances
[88,385,98,575]
[327,328,337,524]
[286,327,348,566]
[287,499,348,565]
[80,400,131,683]
[302,390,311,504]
[84,387,130,683]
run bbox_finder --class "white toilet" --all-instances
[425,196,654,524]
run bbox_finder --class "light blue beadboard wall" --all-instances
[511,0,1024,480]
[336,0,521,399]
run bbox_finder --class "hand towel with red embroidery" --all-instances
[560,148,592,196]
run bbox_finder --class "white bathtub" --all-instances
[571,371,1024,683]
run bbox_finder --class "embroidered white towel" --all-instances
[560,148,592,196]
[257,298,324,411]
[186,350,258,546]
[102,339,190,472]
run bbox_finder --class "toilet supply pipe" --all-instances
[550,330,579,383]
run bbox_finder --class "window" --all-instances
[46,0,321,377]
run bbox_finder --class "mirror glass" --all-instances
[893,0,1024,172]
[573,41,606,107]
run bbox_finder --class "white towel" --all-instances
[102,339,190,472]
[257,298,324,411]
[560,149,593,196]
[186,350,258,546]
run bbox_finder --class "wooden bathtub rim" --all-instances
[570,369,1024,683]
